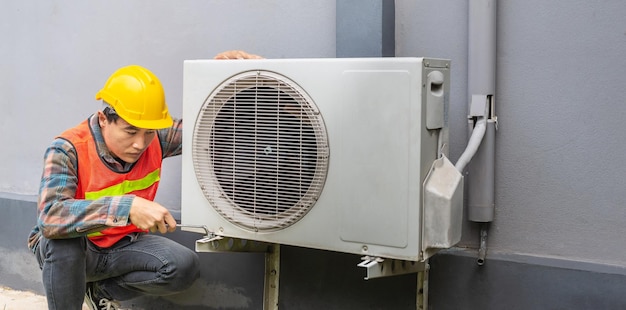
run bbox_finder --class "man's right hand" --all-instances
[129,196,177,234]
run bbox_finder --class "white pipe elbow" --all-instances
[455,117,487,172]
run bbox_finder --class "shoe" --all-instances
[84,282,121,310]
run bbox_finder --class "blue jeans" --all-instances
[35,233,200,310]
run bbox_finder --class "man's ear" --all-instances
[97,110,107,127]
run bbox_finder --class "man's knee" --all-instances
[164,247,200,292]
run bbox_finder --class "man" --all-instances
[28,50,261,310]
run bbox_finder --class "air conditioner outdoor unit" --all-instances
[181,57,463,262]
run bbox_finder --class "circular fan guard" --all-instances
[192,70,329,231]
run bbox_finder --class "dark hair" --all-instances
[103,105,120,123]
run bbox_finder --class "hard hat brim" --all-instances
[123,114,174,130]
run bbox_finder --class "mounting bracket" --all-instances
[357,256,426,280]
[357,257,429,310]
[180,225,278,309]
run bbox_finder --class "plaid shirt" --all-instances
[27,114,183,252]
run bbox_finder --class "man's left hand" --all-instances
[214,50,263,60]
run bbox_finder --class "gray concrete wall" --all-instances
[397,0,626,268]
[2,1,626,309]
[0,0,336,208]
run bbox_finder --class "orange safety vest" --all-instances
[59,119,163,248]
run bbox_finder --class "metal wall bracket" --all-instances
[195,236,272,253]
[178,224,272,253]
[357,256,425,280]
[264,244,280,310]
[180,223,270,253]
[417,263,429,310]
[357,256,429,310]
[184,224,279,310]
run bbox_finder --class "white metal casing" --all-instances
[181,57,454,261]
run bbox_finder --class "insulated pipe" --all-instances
[455,116,486,172]
[476,224,489,266]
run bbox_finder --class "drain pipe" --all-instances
[466,0,497,265]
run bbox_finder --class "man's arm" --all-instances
[37,138,133,239]
[158,117,183,158]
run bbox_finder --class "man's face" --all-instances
[98,111,157,163]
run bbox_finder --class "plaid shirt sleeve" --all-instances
[29,138,134,249]
[158,118,183,158]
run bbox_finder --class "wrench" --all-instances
[175,224,222,243]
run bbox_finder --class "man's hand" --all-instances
[129,196,177,234]
[214,50,263,60]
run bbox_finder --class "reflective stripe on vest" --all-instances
[86,168,160,238]
[84,168,161,200]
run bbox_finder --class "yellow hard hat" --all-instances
[95,65,173,129]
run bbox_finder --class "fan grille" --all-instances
[192,70,329,231]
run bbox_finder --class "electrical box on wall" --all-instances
[181,57,462,262]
